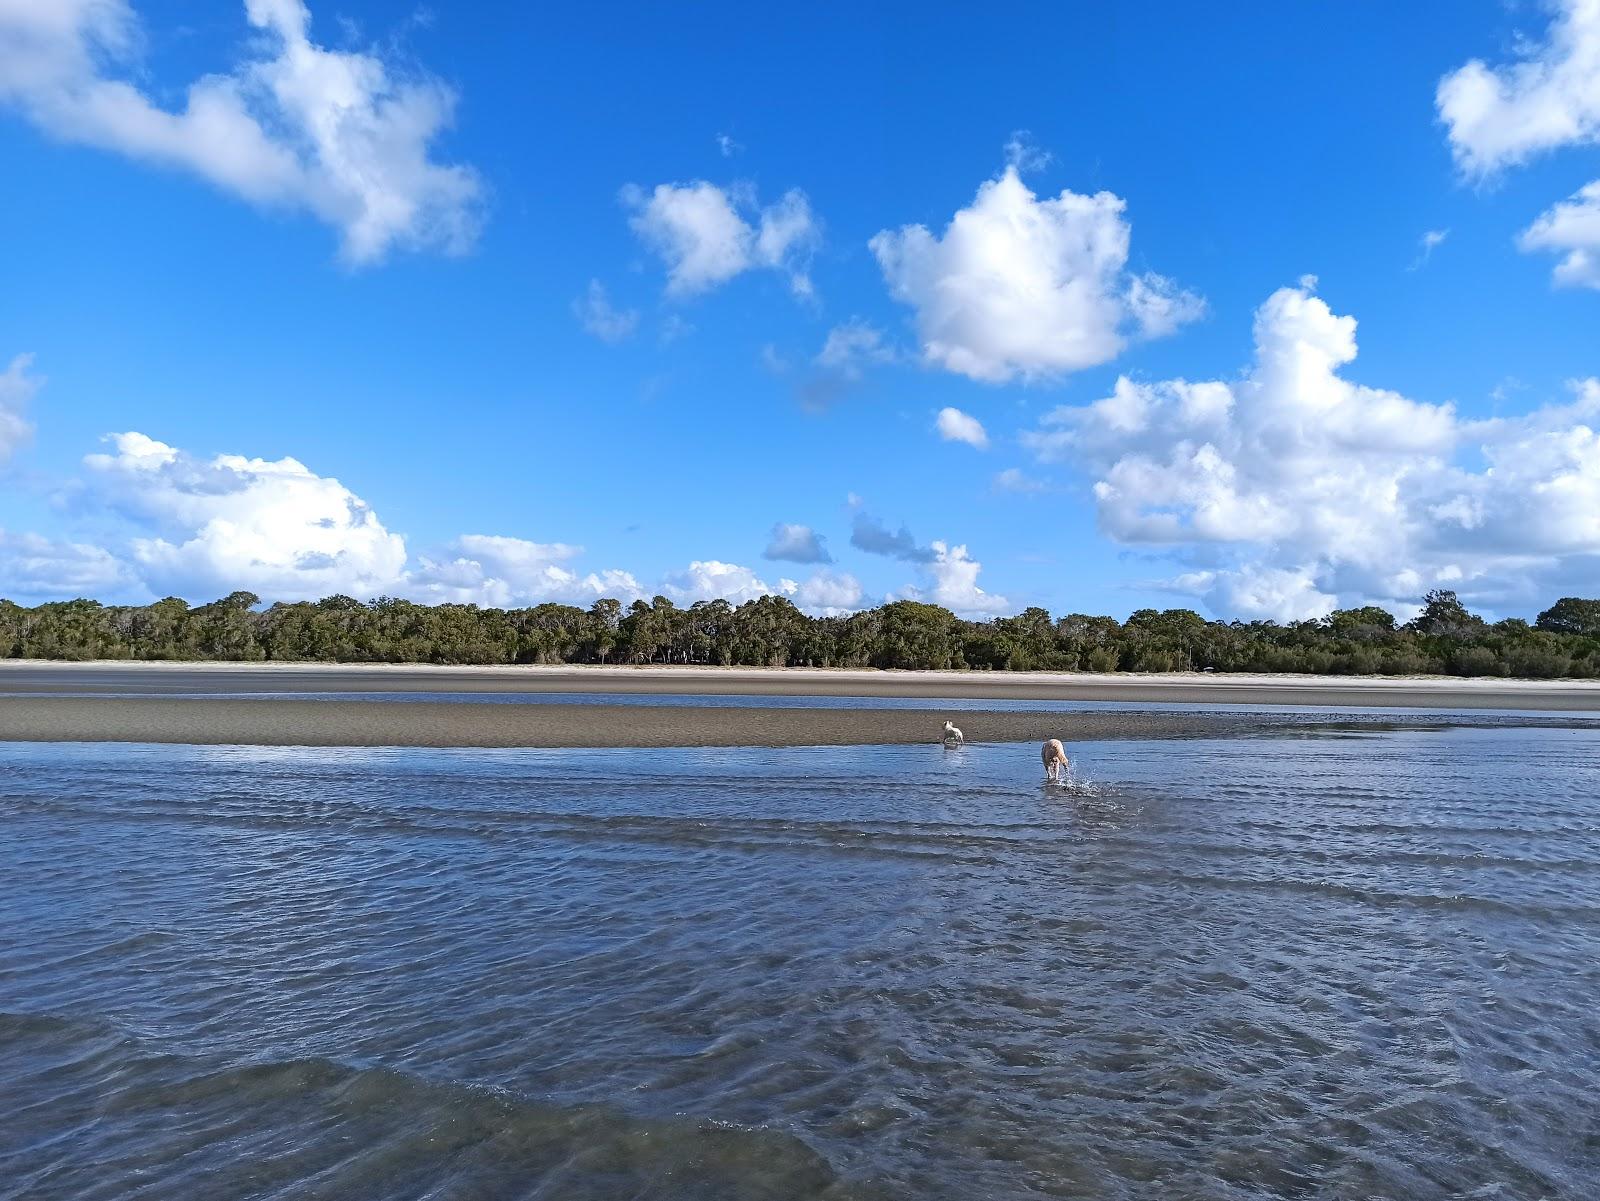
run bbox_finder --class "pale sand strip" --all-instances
[2,661,1599,710]
[1,662,1596,748]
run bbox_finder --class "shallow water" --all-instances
[3,728,1599,1199]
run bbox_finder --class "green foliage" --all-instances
[871,601,961,669]
[1326,606,1397,637]
[1536,597,1600,637]
[1409,589,1485,638]
[0,589,1596,678]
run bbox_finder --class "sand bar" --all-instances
[2,661,1599,708]
[0,697,1326,748]
[1,662,1598,747]
[1,697,1593,748]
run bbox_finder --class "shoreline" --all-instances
[2,661,1599,710]
[2,696,1592,749]
[1,661,1597,747]
[0,698,1271,748]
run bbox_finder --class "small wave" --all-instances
[1,1014,864,1201]
[6,728,1600,1201]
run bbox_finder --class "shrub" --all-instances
[1449,647,1504,677]
[1502,646,1573,679]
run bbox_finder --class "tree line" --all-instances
[4,589,1600,678]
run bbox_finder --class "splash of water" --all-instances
[1049,772,1106,798]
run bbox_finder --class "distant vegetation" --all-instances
[5,589,1600,678]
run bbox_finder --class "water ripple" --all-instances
[2,728,1599,1198]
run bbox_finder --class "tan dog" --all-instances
[1041,739,1070,782]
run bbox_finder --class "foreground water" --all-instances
[3,726,1598,1199]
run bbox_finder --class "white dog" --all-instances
[1041,738,1070,782]
[942,720,964,747]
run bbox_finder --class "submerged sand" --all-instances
[1,662,1597,747]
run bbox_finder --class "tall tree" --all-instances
[1536,597,1600,637]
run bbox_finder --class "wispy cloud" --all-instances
[1408,228,1450,271]
[572,280,640,343]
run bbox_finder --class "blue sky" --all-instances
[2,0,1598,621]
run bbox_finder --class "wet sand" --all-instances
[0,697,1307,747]
[1,661,1597,747]
[3,660,1599,707]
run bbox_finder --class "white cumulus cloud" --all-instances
[623,180,819,297]
[0,0,482,265]
[662,561,866,615]
[1520,179,1600,287]
[1438,0,1600,287]
[901,541,1009,617]
[83,430,411,600]
[409,534,642,608]
[935,406,988,449]
[780,568,863,616]
[76,433,651,607]
[1024,282,1600,618]
[851,505,1009,616]
[1172,565,1337,625]
[869,164,1201,382]
[661,559,776,606]
[1437,0,1600,175]
[6,386,854,613]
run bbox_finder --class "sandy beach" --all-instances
[2,661,1597,747]
[4,660,1600,706]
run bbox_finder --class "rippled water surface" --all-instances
[4,727,1599,1199]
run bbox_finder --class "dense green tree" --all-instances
[621,596,676,663]
[1410,589,1485,638]
[990,607,1058,670]
[728,595,807,666]
[1326,606,1398,638]
[191,592,263,660]
[0,599,24,657]
[2,586,1596,679]
[1536,597,1600,637]
[127,597,194,659]
[586,598,622,663]
[870,601,961,669]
